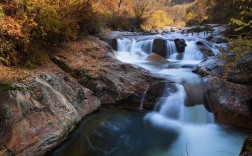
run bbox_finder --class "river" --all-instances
[49,28,249,156]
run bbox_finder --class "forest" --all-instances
[0,0,251,67]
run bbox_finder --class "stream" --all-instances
[49,29,249,156]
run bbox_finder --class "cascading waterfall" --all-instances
[51,32,248,156]
[116,35,247,156]
[117,38,154,54]
[166,40,178,59]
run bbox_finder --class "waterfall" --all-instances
[166,40,177,59]
[117,38,154,54]
[155,83,213,124]
[156,84,186,120]
[139,86,149,110]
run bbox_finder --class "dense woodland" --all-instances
[0,0,251,67]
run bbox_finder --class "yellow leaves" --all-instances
[142,9,173,30]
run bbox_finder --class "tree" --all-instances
[231,0,252,32]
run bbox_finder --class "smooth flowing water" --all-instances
[50,31,248,156]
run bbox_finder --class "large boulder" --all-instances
[51,37,163,105]
[152,38,167,58]
[203,76,252,130]
[196,40,215,57]
[174,39,187,53]
[0,72,100,156]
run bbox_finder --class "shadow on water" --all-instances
[48,109,179,156]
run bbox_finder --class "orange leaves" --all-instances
[0,17,24,39]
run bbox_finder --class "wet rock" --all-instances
[152,38,167,58]
[174,39,187,53]
[51,37,162,105]
[196,40,215,57]
[206,36,228,44]
[141,81,168,109]
[101,38,117,51]
[240,135,252,156]
[146,53,169,64]
[203,76,252,130]
[0,72,100,156]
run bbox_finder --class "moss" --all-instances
[246,143,252,151]
[0,83,15,91]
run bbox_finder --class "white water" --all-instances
[166,40,177,59]
[115,34,247,156]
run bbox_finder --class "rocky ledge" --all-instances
[51,37,162,105]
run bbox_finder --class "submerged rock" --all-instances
[0,72,100,156]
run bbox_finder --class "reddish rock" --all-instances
[146,53,169,64]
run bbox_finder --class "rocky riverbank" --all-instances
[0,36,163,156]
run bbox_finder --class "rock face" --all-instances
[240,135,252,156]
[203,76,252,129]
[51,37,162,105]
[152,38,167,58]
[174,39,187,53]
[0,72,100,156]
[196,40,215,57]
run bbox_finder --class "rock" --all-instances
[0,72,100,156]
[206,36,228,44]
[240,135,252,156]
[51,37,163,105]
[174,39,187,53]
[141,81,168,109]
[196,40,215,57]
[152,38,167,58]
[203,76,252,130]
[146,53,169,64]
[194,52,252,85]
[101,38,117,51]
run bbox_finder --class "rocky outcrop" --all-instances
[0,72,100,156]
[240,135,252,156]
[196,40,215,57]
[194,52,252,85]
[152,38,167,58]
[193,57,225,77]
[203,76,252,129]
[51,37,162,105]
[174,39,187,53]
